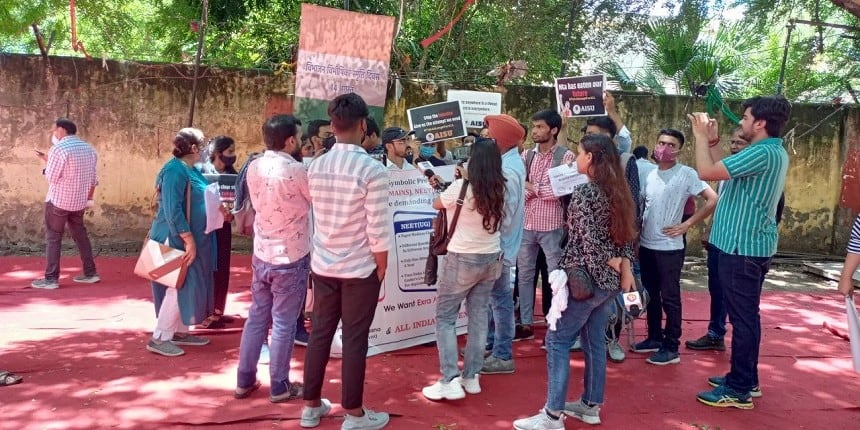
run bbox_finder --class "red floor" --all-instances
[1,255,858,430]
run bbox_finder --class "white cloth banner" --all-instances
[329,165,466,358]
[846,295,860,374]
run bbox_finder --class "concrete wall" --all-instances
[1,54,855,254]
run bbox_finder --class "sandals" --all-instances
[0,370,23,387]
[234,380,261,399]
[199,314,226,329]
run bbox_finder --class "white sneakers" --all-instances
[300,398,331,428]
[421,374,481,400]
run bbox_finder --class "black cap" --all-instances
[381,127,414,144]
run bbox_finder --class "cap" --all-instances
[484,114,525,149]
[381,127,415,144]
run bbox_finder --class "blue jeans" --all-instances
[487,264,514,360]
[435,252,501,381]
[237,254,309,395]
[716,248,770,393]
[705,243,727,339]
[545,287,615,411]
[516,228,564,325]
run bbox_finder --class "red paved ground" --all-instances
[1,255,858,429]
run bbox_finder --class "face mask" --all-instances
[653,145,678,163]
[219,154,237,167]
[51,134,59,145]
[420,145,435,158]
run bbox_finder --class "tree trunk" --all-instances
[829,0,860,19]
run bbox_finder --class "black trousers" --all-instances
[640,246,686,352]
[213,221,232,313]
[303,271,381,409]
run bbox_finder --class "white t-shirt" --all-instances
[439,179,501,254]
[640,163,709,251]
[636,159,656,196]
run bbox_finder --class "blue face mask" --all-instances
[420,145,435,158]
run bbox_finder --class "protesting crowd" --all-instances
[13,89,860,430]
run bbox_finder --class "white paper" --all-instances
[548,163,588,197]
[204,182,225,234]
[847,296,860,374]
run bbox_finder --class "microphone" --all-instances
[424,169,450,191]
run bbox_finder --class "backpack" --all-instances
[526,145,572,247]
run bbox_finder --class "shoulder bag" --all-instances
[424,180,470,285]
[134,181,191,289]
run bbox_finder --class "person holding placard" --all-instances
[515,110,575,342]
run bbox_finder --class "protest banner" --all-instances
[407,100,467,143]
[202,174,237,210]
[294,4,395,126]
[329,165,467,357]
[555,74,606,117]
[446,90,503,129]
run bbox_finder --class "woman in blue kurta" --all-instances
[146,128,217,357]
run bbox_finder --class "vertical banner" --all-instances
[446,90,503,129]
[329,166,466,358]
[294,4,395,126]
[555,74,606,118]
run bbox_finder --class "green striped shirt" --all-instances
[710,138,788,257]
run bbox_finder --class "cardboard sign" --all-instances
[407,100,467,143]
[555,74,606,117]
[446,90,502,129]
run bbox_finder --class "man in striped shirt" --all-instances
[32,118,99,290]
[301,93,391,430]
[689,96,791,410]
[838,215,860,297]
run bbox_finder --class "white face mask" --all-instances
[51,134,59,145]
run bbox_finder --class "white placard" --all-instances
[548,163,588,197]
[446,90,503,129]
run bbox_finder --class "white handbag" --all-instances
[134,181,191,289]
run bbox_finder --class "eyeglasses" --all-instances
[317,132,334,138]
[420,142,435,147]
[729,140,748,146]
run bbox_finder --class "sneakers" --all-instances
[570,337,583,352]
[513,325,535,341]
[342,408,390,430]
[646,349,680,365]
[270,381,303,403]
[31,278,59,289]
[146,339,184,357]
[259,343,270,365]
[171,333,210,346]
[631,338,662,353]
[513,409,564,430]
[563,399,601,425]
[295,327,310,346]
[421,379,466,400]
[708,376,762,398]
[607,339,626,363]
[685,334,726,351]
[480,356,515,374]
[300,398,331,428]
[697,384,754,409]
[454,374,481,394]
[73,274,101,283]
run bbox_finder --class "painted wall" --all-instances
[1,55,855,255]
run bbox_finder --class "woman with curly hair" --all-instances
[514,133,637,429]
[422,137,506,401]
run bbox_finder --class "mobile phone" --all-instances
[34,149,45,155]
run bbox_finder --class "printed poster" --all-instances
[555,74,606,117]
[446,90,502,129]
[294,4,395,127]
[329,165,467,357]
[407,100,467,143]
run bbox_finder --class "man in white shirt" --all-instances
[633,145,657,195]
[236,114,310,403]
[381,127,416,170]
[302,93,392,430]
[631,128,718,366]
